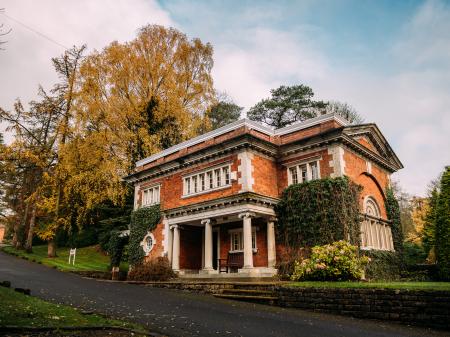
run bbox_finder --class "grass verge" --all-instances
[288,281,450,291]
[0,286,145,334]
[1,245,128,272]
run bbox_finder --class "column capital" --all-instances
[238,212,256,219]
[170,224,179,230]
[201,218,216,225]
[267,216,278,222]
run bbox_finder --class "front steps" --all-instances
[213,286,279,305]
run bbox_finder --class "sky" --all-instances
[0,0,449,197]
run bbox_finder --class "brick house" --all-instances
[124,113,403,277]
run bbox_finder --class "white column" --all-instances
[202,219,214,271]
[267,218,276,268]
[167,223,173,263]
[239,212,255,269]
[171,225,180,271]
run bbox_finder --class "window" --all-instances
[142,185,160,206]
[287,160,320,185]
[141,232,155,255]
[183,163,232,196]
[360,197,394,251]
[229,228,257,252]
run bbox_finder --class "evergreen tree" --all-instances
[385,187,403,254]
[248,85,326,128]
[435,166,450,280]
[207,100,242,130]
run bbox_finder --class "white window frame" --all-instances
[141,185,160,207]
[140,232,156,256]
[228,227,258,253]
[182,163,232,197]
[287,158,321,186]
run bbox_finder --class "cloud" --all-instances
[209,0,450,196]
[0,0,173,140]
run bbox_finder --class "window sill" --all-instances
[181,184,232,199]
[360,246,394,252]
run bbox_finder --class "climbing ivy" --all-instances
[128,205,161,266]
[275,176,362,249]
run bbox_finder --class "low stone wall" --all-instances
[276,286,450,329]
[128,280,277,293]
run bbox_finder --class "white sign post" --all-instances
[68,248,76,265]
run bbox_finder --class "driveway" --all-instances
[0,251,446,337]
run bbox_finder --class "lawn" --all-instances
[0,286,145,333]
[2,245,128,272]
[288,281,450,291]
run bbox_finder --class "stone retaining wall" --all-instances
[276,286,450,329]
[136,281,450,329]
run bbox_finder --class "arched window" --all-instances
[141,232,156,255]
[360,196,394,251]
[365,197,380,217]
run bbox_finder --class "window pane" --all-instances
[252,230,256,250]
[300,164,307,182]
[207,171,213,189]
[186,178,191,194]
[223,166,230,185]
[200,173,205,191]
[215,169,221,187]
[193,176,198,193]
[289,167,298,184]
[310,162,318,180]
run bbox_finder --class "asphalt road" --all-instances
[0,251,447,337]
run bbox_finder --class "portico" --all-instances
[163,196,278,277]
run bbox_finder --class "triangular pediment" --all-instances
[343,124,403,171]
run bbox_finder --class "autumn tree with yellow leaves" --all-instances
[1,25,216,257]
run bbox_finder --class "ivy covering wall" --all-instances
[275,176,362,248]
[128,205,161,266]
[108,230,129,268]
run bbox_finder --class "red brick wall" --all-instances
[179,226,203,270]
[356,136,378,154]
[252,154,279,198]
[343,149,389,219]
[144,222,165,261]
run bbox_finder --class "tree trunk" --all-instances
[25,203,37,253]
[15,200,30,249]
[47,239,57,258]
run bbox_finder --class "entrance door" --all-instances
[212,231,218,270]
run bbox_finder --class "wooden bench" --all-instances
[218,252,244,273]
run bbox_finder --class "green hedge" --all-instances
[128,205,161,266]
[385,187,403,254]
[362,250,402,281]
[275,176,362,248]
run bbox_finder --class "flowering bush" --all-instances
[290,241,370,281]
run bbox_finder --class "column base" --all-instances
[199,268,218,275]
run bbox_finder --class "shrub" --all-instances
[362,250,401,281]
[402,242,427,267]
[108,230,129,268]
[127,257,175,281]
[291,241,369,281]
[276,246,310,280]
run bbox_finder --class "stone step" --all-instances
[214,293,279,301]
[222,288,273,295]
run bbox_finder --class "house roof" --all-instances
[136,112,349,168]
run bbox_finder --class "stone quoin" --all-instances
[123,113,403,278]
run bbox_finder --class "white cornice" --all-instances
[136,113,347,168]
